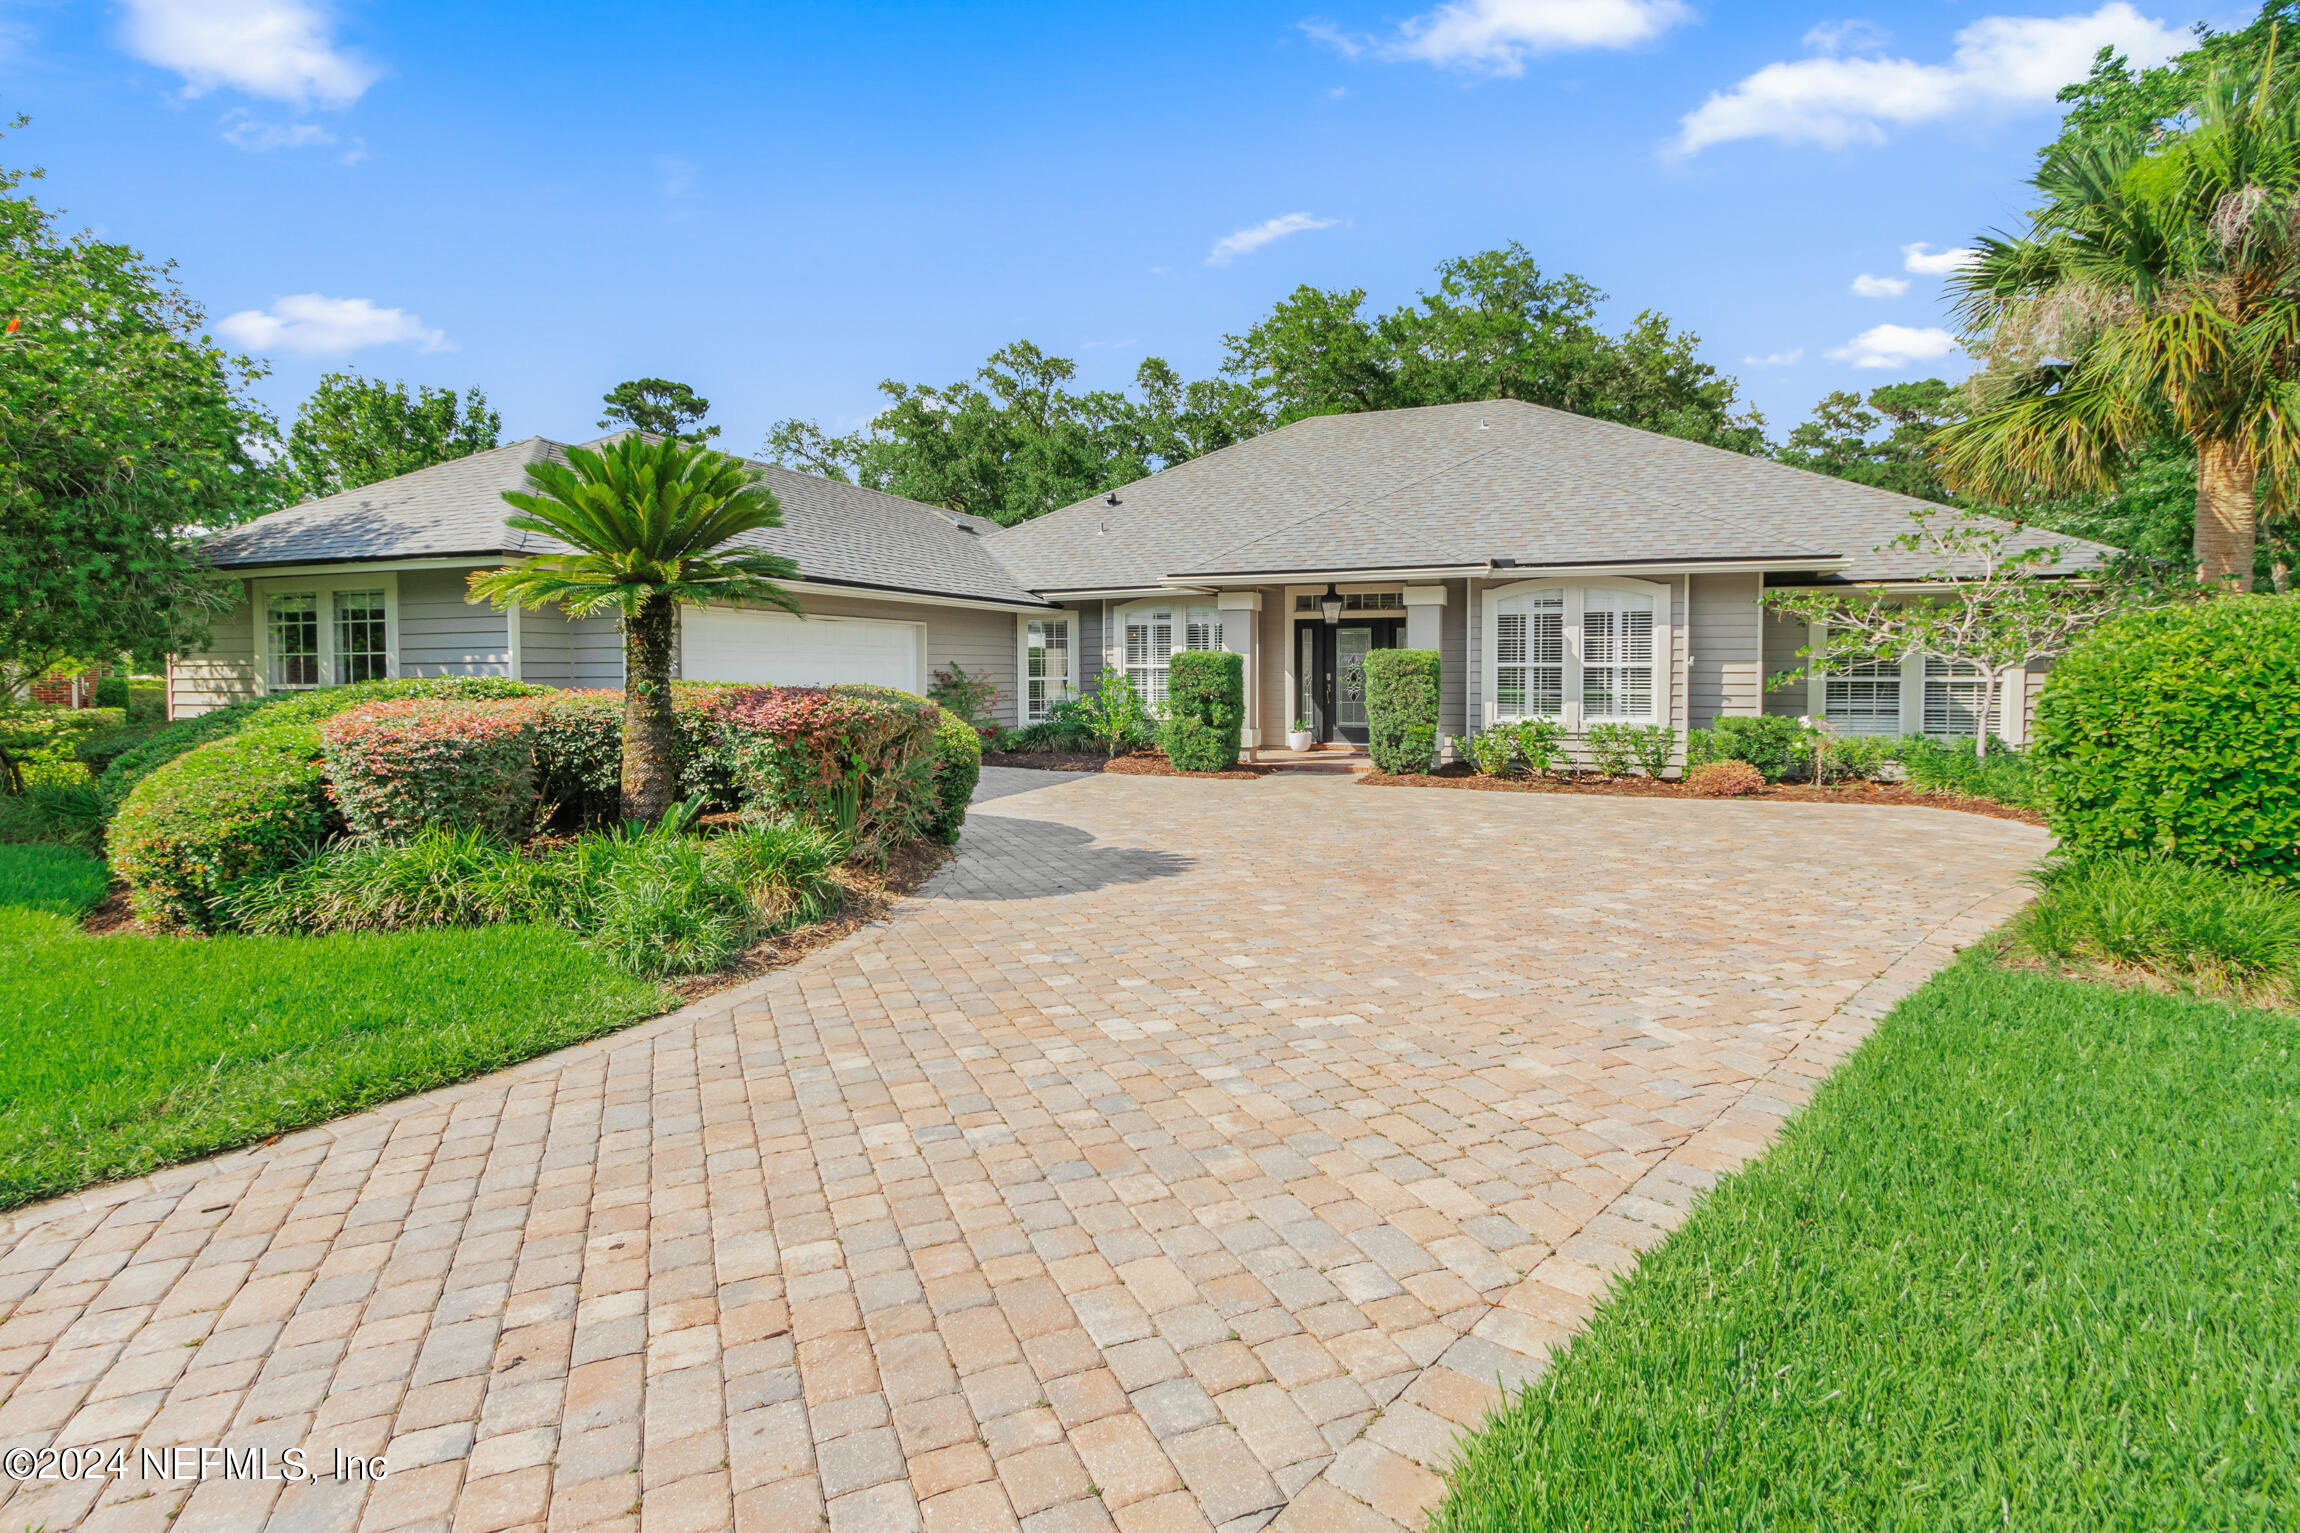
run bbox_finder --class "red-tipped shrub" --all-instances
[1687,759,1766,798]
[322,698,545,839]
[717,687,938,860]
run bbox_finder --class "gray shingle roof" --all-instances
[200,438,1051,607]
[983,400,2116,586]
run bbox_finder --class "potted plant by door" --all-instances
[1287,718,1314,752]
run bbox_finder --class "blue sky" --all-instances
[3,0,2242,448]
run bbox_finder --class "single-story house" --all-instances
[179,400,2111,752]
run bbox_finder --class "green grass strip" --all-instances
[0,909,669,1210]
[0,843,111,917]
[1433,953,2300,1532]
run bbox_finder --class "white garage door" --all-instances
[681,608,923,691]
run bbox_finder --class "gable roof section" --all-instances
[200,438,1051,608]
[984,400,2115,586]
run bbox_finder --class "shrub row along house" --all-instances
[180,401,2112,750]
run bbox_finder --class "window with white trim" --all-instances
[1487,580,1663,726]
[1122,603,1220,705]
[1823,658,1901,736]
[1025,618,1072,722]
[267,594,320,690]
[1580,588,1655,719]
[333,590,389,684]
[1923,655,2005,737]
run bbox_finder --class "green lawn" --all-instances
[1434,954,2299,1532]
[0,854,669,1210]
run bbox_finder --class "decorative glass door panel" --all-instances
[1336,627,1373,732]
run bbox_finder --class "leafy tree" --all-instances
[1939,30,2300,589]
[0,127,278,706]
[1223,243,1766,452]
[598,378,719,443]
[1775,380,1967,502]
[282,371,501,502]
[2050,4,2296,154]
[467,437,797,820]
[765,343,1260,526]
[1762,507,2122,758]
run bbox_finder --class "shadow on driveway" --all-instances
[933,814,1193,900]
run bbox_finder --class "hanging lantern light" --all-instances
[1319,583,1344,624]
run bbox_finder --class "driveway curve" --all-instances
[0,770,2045,1533]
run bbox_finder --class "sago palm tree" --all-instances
[1935,49,2300,590]
[469,435,799,820]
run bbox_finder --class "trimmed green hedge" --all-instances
[1690,714,1801,781]
[110,723,341,932]
[2036,595,2300,881]
[1161,650,1245,773]
[1365,649,1440,775]
[98,676,551,808]
[925,707,982,843]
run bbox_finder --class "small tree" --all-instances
[1762,507,2123,758]
[468,437,798,820]
[1076,668,1149,757]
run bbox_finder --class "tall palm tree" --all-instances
[469,435,799,820]
[1935,50,2300,590]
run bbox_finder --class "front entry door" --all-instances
[1297,619,1402,744]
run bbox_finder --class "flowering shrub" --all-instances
[323,699,547,839]
[1687,760,1766,798]
[718,687,938,861]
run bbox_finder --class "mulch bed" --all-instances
[1360,763,2045,826]
[983,750,1267,781]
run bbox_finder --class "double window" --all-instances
[1122,603,1222,706]
[1808,625,2013,740]
[1023,617,1073,723]
[261,580,395,692]
[1487,579,1664,726]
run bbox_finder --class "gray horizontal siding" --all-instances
[1689,572,1762,727]
[400,568,510,677]
[170,594,257,718]
[1761,607,1809,718]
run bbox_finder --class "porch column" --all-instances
[1403,585,1446,650]
[1218,590,1262,750]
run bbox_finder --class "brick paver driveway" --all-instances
[0,769,2045,1533]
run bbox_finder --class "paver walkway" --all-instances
[0,770,2045,1533]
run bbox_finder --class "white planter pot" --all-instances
[1287,731,1313,752]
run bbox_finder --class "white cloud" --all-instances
[1850,273,1909,298]
[119,0,376,108]
[215,294,448,356]
[219,111,335,151]
[1206,212,1339,267]
[1803,18,1889,54]
[1673,3,2183,154]
[1307,0,1689,74]
[1743,348,1805,366]
[655,155,699,199]
[1827,323,1958,368]
[1902,240,1982,274]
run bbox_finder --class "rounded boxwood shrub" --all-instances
[110,722,340,931]
[1364,649,1440,775]
[323,698,547,840]
[2034,595,2300,880]
[1160,650,1245,773]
